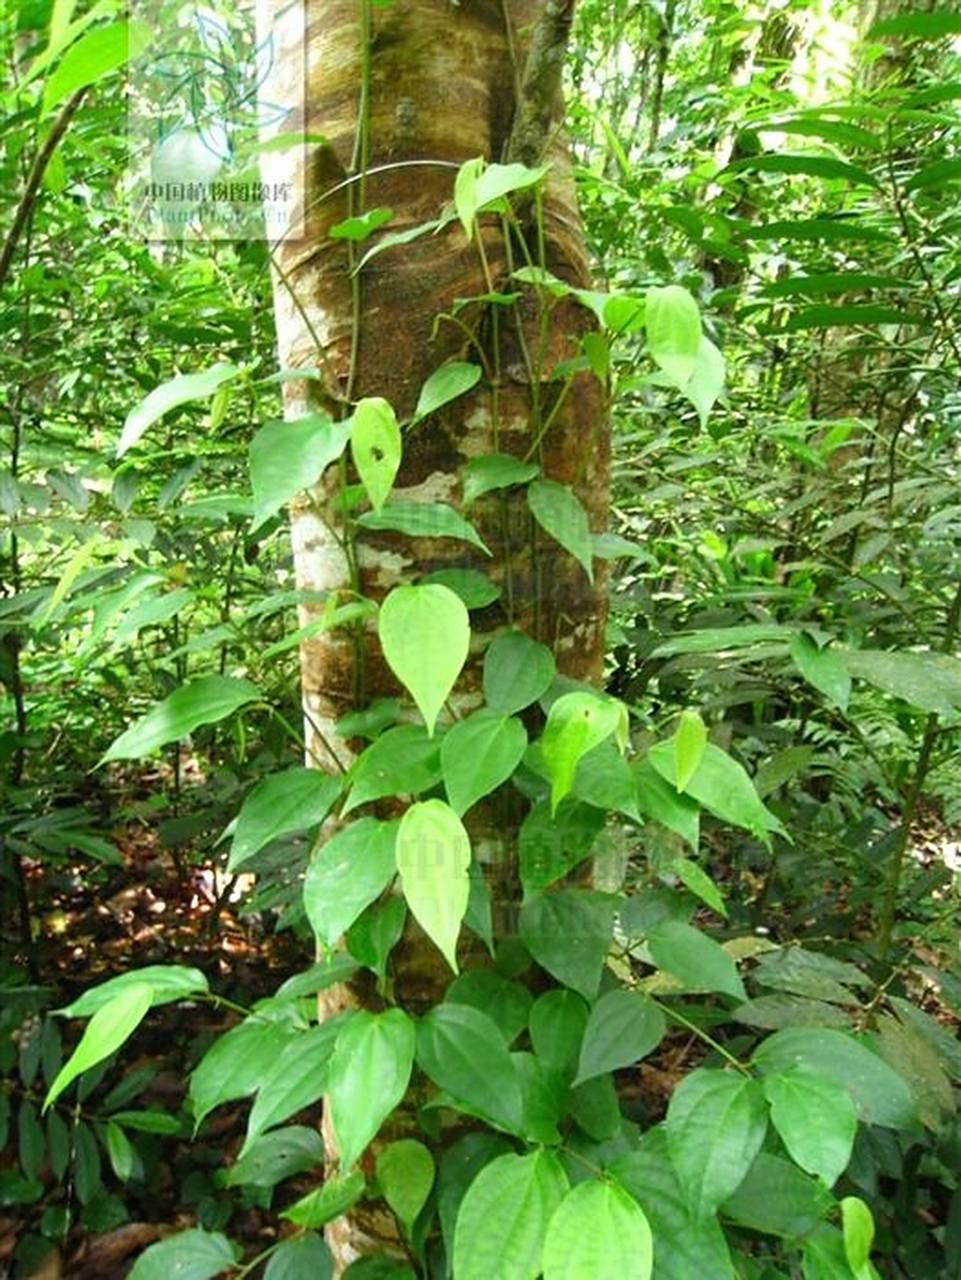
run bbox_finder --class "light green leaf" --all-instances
[673,710,707,792]
[128,1229,238,1280]
[647,920,746,1001]
[664,1069,768,1218]
[100,675,261,763]
[376,1139,435,1232]
[528,480,594,583]
[841,1197,875,1279]
[519,890,618,1000]
[413,362,482,421]
[396,800,470,973]
[483,629,556,716]
[327,1009,415,1170]
[118,362,241,457]
[455,156,484,234]
[227,767,341,871]
[543,1179,653,1280]
[59,965,208,1017]
[45,983,152,1110]
[43,19,150,115]
[250,413,351,531]
[442,711,527,815]
[462,453,539,507]
[379,584,470,735]
[574,990,665,1086]
[304,818,398,950]
[474,161,551,213]
[453,1150,568,1280]
[764,1067,857,1186]
[541,691,626,813]
[330,207,393,240]
[282,1173,365,1228]
[790,633,851,710]
[684,336,725,428]
[645,285,702,388]
[359,500,490,554]
[416,1003,523,1133]
[351,397,401,513]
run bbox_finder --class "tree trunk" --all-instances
[255,0,608,1268]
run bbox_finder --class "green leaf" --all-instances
[841,1197,875,1278]
[347,897,407,977]
[611,1128,735,1280]
[651,623,796,657]
[528,480,594,583]
[351,398,402,513]
[463,453,539,507]
[438,1133,514,1267]
[647,741,782,842]
[189,1017,303,1129]
[843,649,961,714]
[242,1018,346,1153]
[118,362,241,457]
[413,362,482,421]
[664,1069,768,1218]
[473,160,551,213]
[906,156,961,192]
[43,19,150,115]
[790,634,851,711]
[416,1003,523,1133]
[647,921,746,1001]
[359,501,490,554]
[45,983,152,1110]
[541,691,626,813]
[684,336,725,428]
[104,1121,136,1181]
[376,1140,434,1232]
[441,711,527,815]
[100,675,261,763]
[127,1229,239,1280]
[282,1172,365,1228]
[483,629,556,716]
[543,1179,653,1280]
[633,760,700,847]
[764,1067,857,1186]
[672,858,727,917]
[802,1225,860,1279]
[274,953,360,999]
[452,1150,568,1280]
[753,1028,918,1130]
[59,965,209,1017]
[645,285,702,388]
[344,724,443,812]
[446,971,532,1045]
[221,1126,324,1188]
[304,818,398,951]
[454,156,485,233]
[250,413,351,531]
[421,568,500,609]
[330,207,393,240]
[327,1009,415,1170]
[721,1151,833,1239]
[228,767,341,871]
[396,800,470,973]
[379,585,470,735]
[519,795,606,896]
[264,1233,333,1280]
[673,710,707,792]
[530,989,589,1079]
[574,990,665,1085]
[519,890,618,1000]
[725,154,877,186]
[869,11,961,37]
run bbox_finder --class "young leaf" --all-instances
[413,362,482,422]
[841,1197,875,1279]
[483,629,556,716]
[127,1229,239,1280]
[378,584,469,735]
[645,285,702,388]
[763,1067,857,1186]
[101,675,261,764]
[416,1003,523,1134]
[327,1009,415,1170]
[45,983,153,1110]
[227,767,341,871]
[441,711,527,815]
[673,710,707,792]
[647,920,746,1002]
[790,633,851,711]
[664,1069,768,1218]
[541,691,626,813]
[250,413,351,531]
[119,362,242,457]
[376,1139,435,1233]
[304,818,398,951]
[359,501,490,554]
[452,1150,568,1280]
[462,453,539,507]
[454,156,484,234]
[573,990,666,1086]
[395,800,470,972]
[528,480,594,583]
[543,1180,653,1280]
[351,397,401,513]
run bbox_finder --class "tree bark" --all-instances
[256,0,608,1268]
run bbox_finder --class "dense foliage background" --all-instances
[2,0,961,1276]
